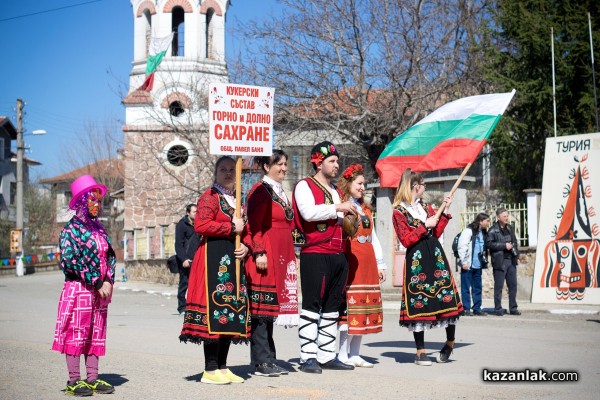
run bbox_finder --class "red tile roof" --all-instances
[39,158,123,185]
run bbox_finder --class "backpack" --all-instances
[452,232,461,259]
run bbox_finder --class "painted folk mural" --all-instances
[532,133,600,304]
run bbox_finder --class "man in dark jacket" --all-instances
[485,207,520,316]
[175,204,200,315]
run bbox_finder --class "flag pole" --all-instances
[434,162,472,218]
[235,155,242,300]
[589,12,599,132]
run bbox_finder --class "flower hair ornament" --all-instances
[310,152,325,165]
[343,164,364,180]
[309,141,339,166]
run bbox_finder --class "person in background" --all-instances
[486,207,520,316]
[245,149,298,377]
[392,169,463,366]
[337,164,386,368]
[175,203,200,315]
[292,141,357,374]
[52,174,116,396]
[457,213,490,316]
[179,156,251,385]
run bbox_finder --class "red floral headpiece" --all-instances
[343,164,363,179]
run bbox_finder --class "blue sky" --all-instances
[0,0,280,179]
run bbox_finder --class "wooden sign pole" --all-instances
[235,155,242,300]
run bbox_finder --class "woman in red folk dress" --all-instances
[336,164,387,368]
[392,169,463,366]
[180,156,251,385]
[245,149,298,377]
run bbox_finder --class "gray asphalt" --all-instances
[1,270,599,400]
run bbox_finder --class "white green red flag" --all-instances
[375,89,516,187]
[138,33,174,91]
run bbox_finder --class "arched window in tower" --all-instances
[172,6,185,57]
[142,9,152,56]
[169,101,185,117]
[205,8,215,59]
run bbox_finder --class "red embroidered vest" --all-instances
[292,177,345,254]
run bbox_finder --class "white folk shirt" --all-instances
[294,179,343,223]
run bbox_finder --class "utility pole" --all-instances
[15,99,24,277]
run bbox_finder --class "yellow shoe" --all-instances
[201,370,231,385]
[221,369,244,383]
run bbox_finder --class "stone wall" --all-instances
[479,246,536,300]
[125,259,180,286]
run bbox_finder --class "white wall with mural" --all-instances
[532,132,600,304]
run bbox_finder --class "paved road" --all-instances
[1,271,599,399]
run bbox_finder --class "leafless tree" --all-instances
[59,119,124,249]
[121,70,218,213]
[228,0,492,176]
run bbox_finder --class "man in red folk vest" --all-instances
[292,141,358,373]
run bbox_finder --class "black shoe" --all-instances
[463,310,472,316]
[509,310,522,315]
[319,358,355,370]
[414,353,433,366]
[473,310,487,316]
[299,358,322,374]
[254,363,280,377]
[65,380,93,397]
[493,310,504,316]
[268,362,289,375]
[86,379,115,394]
[436,344,454,363]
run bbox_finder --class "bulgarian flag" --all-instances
[138,32,174,91]
[376,90,516,187]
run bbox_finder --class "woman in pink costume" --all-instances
[52,175,116,396]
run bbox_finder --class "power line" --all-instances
[0,0,103,23]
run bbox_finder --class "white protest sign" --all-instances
[209,82,274,156]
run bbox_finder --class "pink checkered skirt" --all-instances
[51,281,110,356]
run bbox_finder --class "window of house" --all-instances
[10,182,16,204]
[206,8,214,59]
[64,191,72,208]
[0,137,4,160]
[172,7,185,56]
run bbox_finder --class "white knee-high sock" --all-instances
[349,334,363,358]
[317,312,339,363]
[338,329,349,362]
[299,309,319,362]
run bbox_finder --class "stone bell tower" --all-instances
[122,0,229,262]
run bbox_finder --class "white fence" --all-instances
[458,203,529,247]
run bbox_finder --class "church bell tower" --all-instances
[122,0,230,261]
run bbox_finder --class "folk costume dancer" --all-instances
[246,150,298,377]
[292,141,357,374]
[337,164,387,368]
[392,169,463,366]
[180,156,251,385]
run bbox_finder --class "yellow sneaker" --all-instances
[221,369,244,383]
[200,370,231,385]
